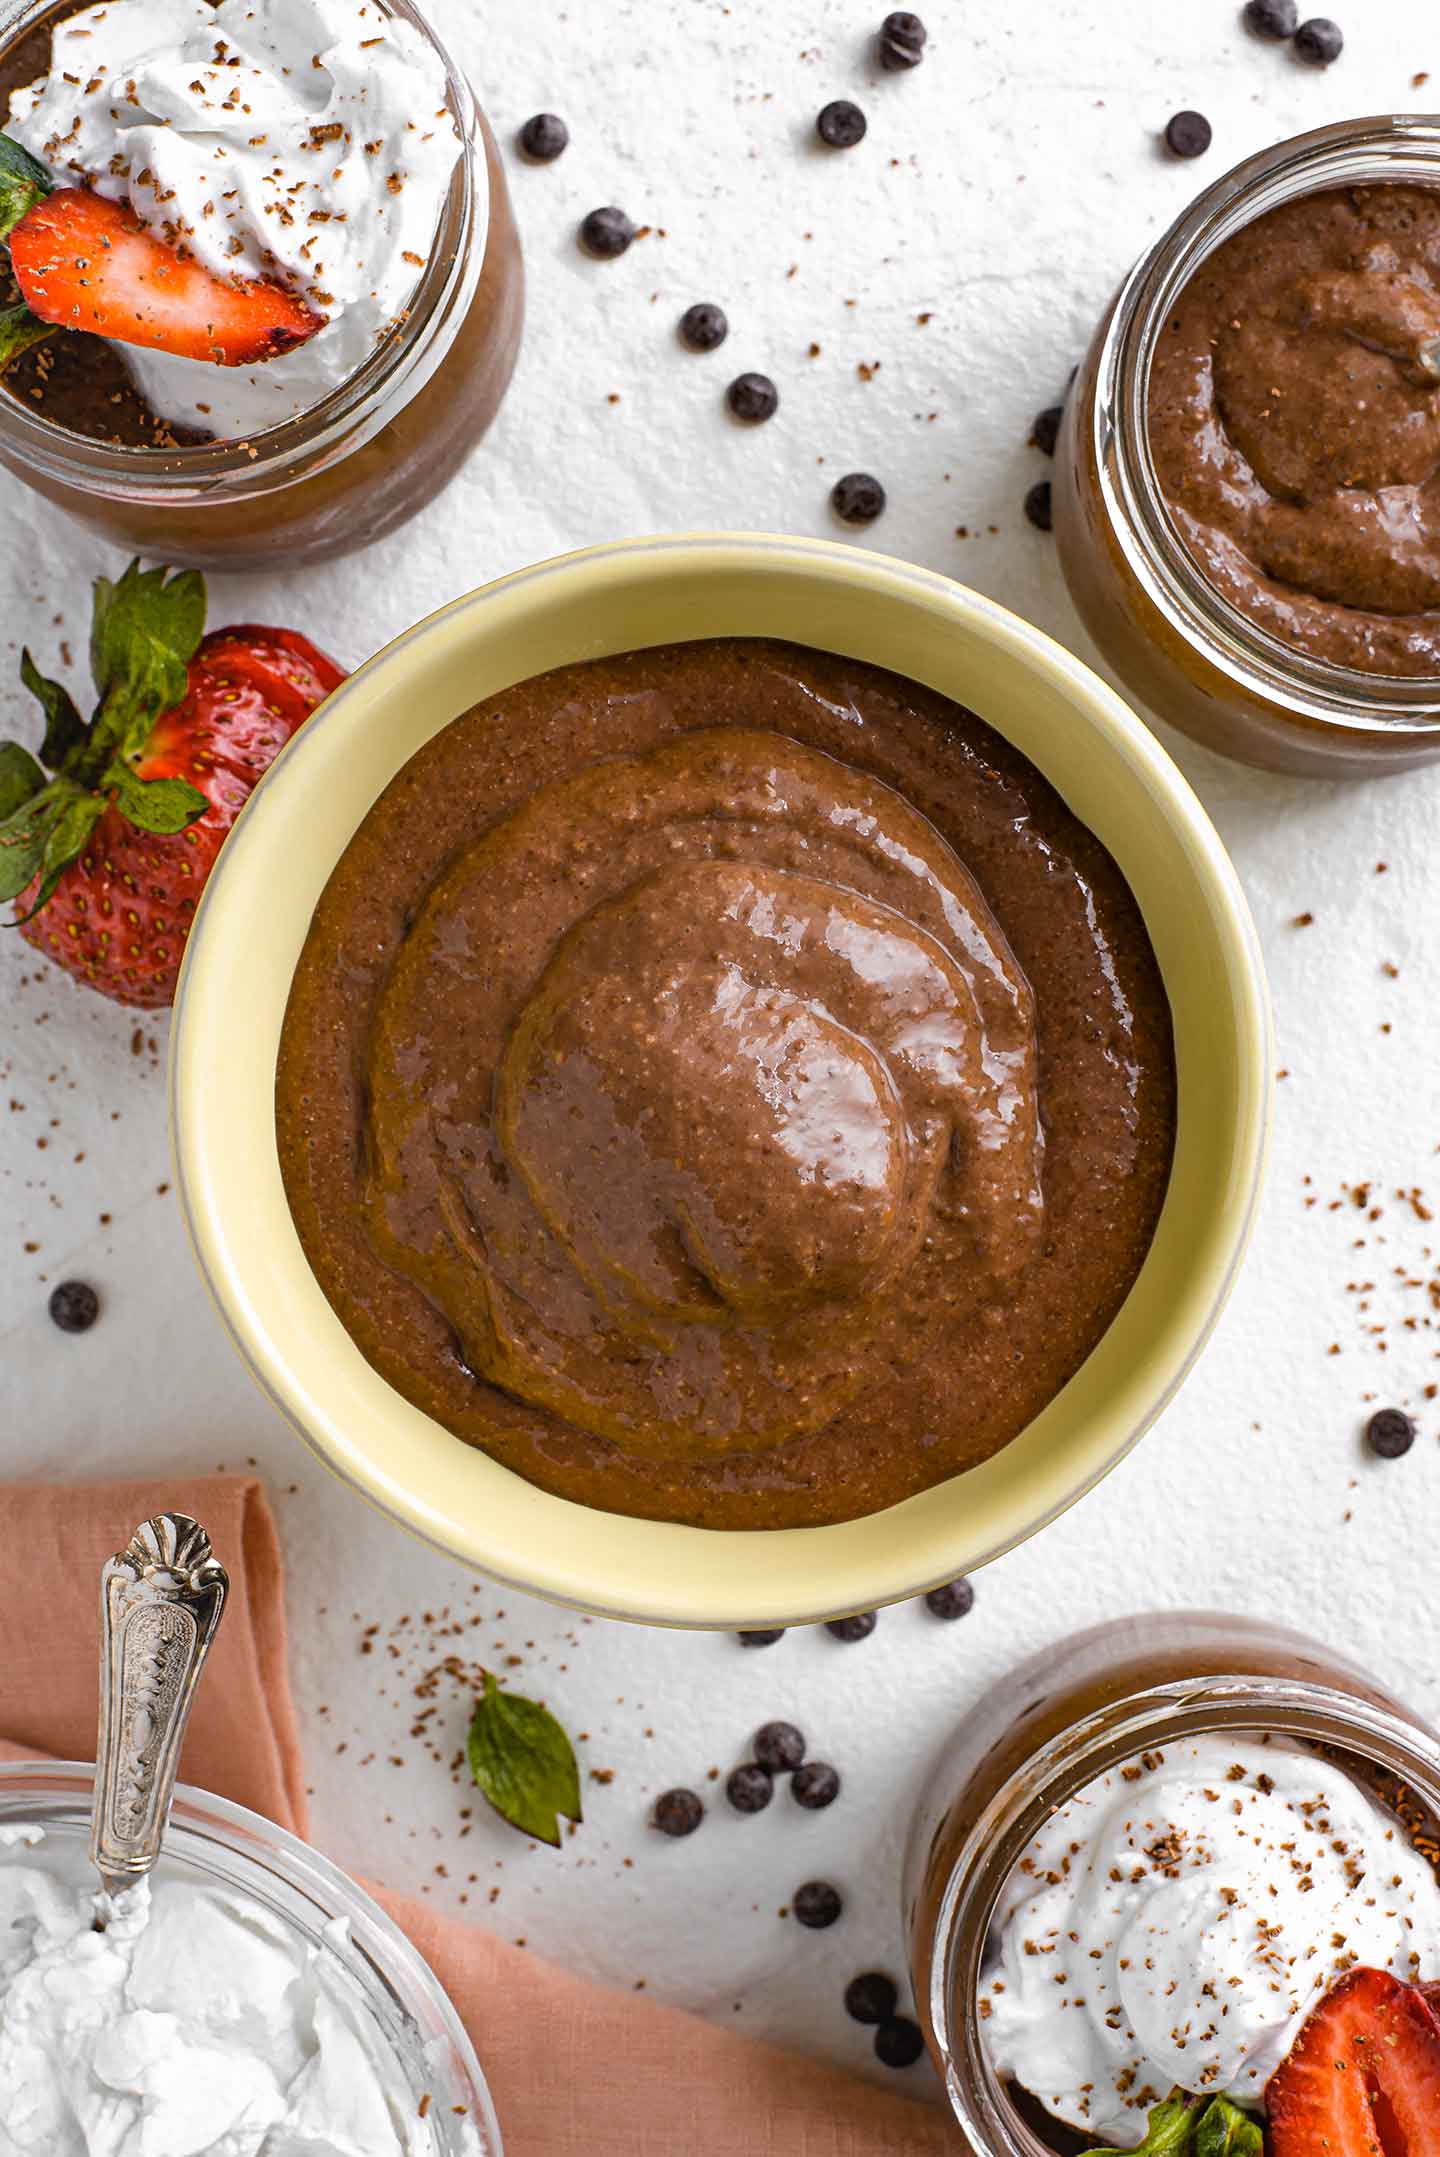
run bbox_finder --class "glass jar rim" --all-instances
[931,1665,1440,2157]
[0,0,482,497]
[1094,112,1440,736]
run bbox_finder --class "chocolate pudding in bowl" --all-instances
[903,1613,1440,2154]
[170,537,1270,1622]
[1056,117,1440,777]
[0,0,522,568]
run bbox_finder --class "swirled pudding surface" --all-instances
[1150,186,1440,675]
[276,642,1175,1529]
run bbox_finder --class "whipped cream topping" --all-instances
[981,1734,1440,2146]
[0,1828,461,2156]
[8,0,468,438]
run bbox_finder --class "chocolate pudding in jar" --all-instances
[0,0,522,568]
[904,1612,1440,2152]
[1056,118,1440,778]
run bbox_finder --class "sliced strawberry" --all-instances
[1268,1966,1440,2157]
[8,188,323,367]
[1421,1981,1440,2027]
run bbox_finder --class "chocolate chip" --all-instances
[924,1578,975,1620]
[517,112,568,162]
[1294,16,1343,61]
[737,1628,786,1648]
[792,1761,841,1810]
[845,1971,899,2025]
[878,10,927,68]
[48,1280,99,1333]
[579,206,636,259]
[875,2016,925,2068]
[679,302,729,353]
[727,371,779,422]
[1030,405,1064,457]
[726,1764,774,1814]
[1164,110,1212,159]
[793,1879,843,1928]
[754,1720,806,1773]
[1366,1407,1415,1460]
[825,1612,877,1642]
[653,1788,704,1836]
[1024,480,1053,532]
[831,471,887,523]
[817,100,867,148]
[1243,0,1299,33]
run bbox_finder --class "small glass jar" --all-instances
[903,1611,1440,2156]
[0,0,523,569]
[1056,117,1440,778]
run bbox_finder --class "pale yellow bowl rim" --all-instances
[170,533,1272,1628]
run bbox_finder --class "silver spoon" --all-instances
[90,1511,229,1903]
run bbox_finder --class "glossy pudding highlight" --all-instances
[276,640,1176,1529]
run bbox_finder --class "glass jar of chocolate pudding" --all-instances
[904,1612,1440,2152]
[1057,117,1440,778]
[0,0,522,569]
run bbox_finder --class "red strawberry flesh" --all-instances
[1268,1965,1440,2157]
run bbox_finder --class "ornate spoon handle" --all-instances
[90,1512,229,1898]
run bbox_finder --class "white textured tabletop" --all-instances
[4,0,1440,2099]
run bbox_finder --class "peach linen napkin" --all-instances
[0,1476,959,2156]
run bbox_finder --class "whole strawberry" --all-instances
[0,561,344,1006]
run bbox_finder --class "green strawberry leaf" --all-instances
[1094,2097,1201,2157]
[0,786,53,903]
[0,741,46,822]
[102,762,207,836]
[466,1672,582,1847]
[1193,2098,1264,2157]
[20,649,87,769]
[0,132,50,248]
[13,788,106,920]
[0,302,53,374]
[85,560,206,776]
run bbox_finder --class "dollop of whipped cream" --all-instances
[8,0,467,438]
[0,1830,451,2156]
[981,1735,1440,2146]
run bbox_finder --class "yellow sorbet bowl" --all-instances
[170,534,1271,1627]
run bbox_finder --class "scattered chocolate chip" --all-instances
[727,371,779,422]
[825,1612,877,1642]
[579,206,636,259]
[846,1971,900,2025]
[1366,1407,1415,1460]
[875,2015,925,2068]
[878,10,927,68]
[653,1788,704,1836]
[679,301,729,353]
[1294,16,1343,62]
[1024,480,1053,532]
[1164,110,1212,159]
[817,99,867,149]
[737,1628,786,1648]
[792,1761,841,1810]
[1030,405,1064,457]
[754,1720,806,1773]
[726,1763,775,1814]
[48,1280,99,1333]
[517,112,568,162]
[924,1578,975,1621]
[793,1879,843,1928]
[1243,0,1299,33]
[831,471,887,523]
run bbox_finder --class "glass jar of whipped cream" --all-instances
[903,1612,1440,2154]
[0,0,523,568]
[1056,117,1440,778]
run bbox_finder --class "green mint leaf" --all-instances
[85,561,206,777]
[0,133,50,248]
[466,1672,582,1848]
[1094,2097,1201,2157]
[12,788,105,921]
[0,302,53,374]
[0,741,47,823]
[20,650,87,770]
[1193,2098,1264,2157]
[103,762,207,836]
